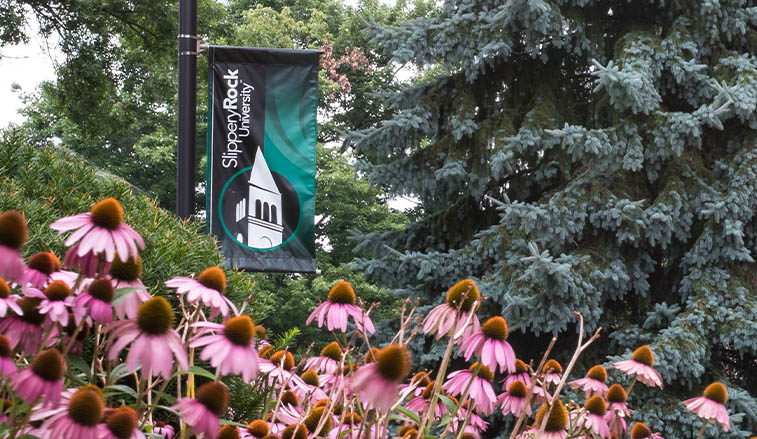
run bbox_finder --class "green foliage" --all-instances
[0,127,271,319]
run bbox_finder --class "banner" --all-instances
[207,46,318,272]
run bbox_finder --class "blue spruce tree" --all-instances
[349,1,757,437]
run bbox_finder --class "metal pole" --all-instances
[177,0,197,218]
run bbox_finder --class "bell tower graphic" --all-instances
[234,146,284,248]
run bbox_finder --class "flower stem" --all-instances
[626,376,638,396]
[420,325,457,435]
[696,419,709,439]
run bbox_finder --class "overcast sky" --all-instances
[0,27,60,127]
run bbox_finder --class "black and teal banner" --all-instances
[207,46,318,272]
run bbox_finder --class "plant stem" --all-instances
[626,376,638,396]
[696,419,709,439]
[420,324,457,435]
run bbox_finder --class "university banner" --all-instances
[206,46,318,272]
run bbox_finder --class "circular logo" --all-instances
[218,163,300,251]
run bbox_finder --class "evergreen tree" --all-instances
[350,2,757,437]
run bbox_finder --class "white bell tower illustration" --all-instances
[235,146,284,248]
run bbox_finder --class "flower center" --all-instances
[327,281,356,305]
[585,395,606,415]
[631,422,652,439]
[631,345,654,366]
[301,370,320,387]
[376,344,412,382]
[0,278,10,298]
[0,211,27,250]
[469,362,494,382]
[28,252,60,275]
[444,279,479,312]
[106,406,137,439]
[507,380,527,398]
[259,345,274,359]
[197,267,226,293]
[110,254,142,281]
[223,315,254,346]
[281,390,299,406]
[270,351,295,371]
[400,428,419,439]
[459,434,477,439]
[398,426,415,437]
[544,359,562,374]
[343,412,361,424]
[136,296,174,335]
[421,382,436,399]
[481,316,508,341]
[607,384,627,403]
[282,424,308,439]
[67,387,104,426]
[364,347,380,363]
[247,420,269,438]
[703,381,728,404]
[514,359,527,374]
[44,280,71,301]
[254,325,267,340]
[88,278,114,303]
[304,407,331,435]
[413,371,431,387]
[90,198,124,230]
[196,382,229,417]
[31,348,64,381]
[586,365,607,382]
[320,341,343,361]
[219,425,240,439]
[534,400,568,432]
[17,297,45,325]
[0,334,12,357]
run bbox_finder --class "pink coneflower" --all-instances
[73,277,115,324]
[352,344,412,412]
[0,211,28,282]
[306,281,375,333]
[423,279,480,342]
[296,370,328,403]
[328,413,362,439]
[33,385,106,438]
[218,425,242,439]
[613,345,663,388]
[574,396,610,437]
[443,362,497,415]
[50,197,144,263]
[165,266,237,319]
[172,381,229,439]
[0,296,54,354]
[453,401,489,433]
[569,364,608,397]
[543,359,562,387]
[530,400,569,439]
[102,406,144,439]
[502,359,530,390]
[63,242,111,278]
[106,296,188,379]
[605,384,631,436]
[683,381,730,432]
[498,380,531,416]
[400,371,432,399]
[25,280,75,327]
[109,254,150,319]
[22,251,62,289]
[0,277,23,317]
[259,350,308,390]
[153,421,175,439]
[460,316,516,374]
[406,381,450,419]
[10,348,65,407]
[0,334,17,377]
[305,341,342,374]
[630,422,664,439]
[190,315,260,382]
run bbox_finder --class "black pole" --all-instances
[177,0,197,218]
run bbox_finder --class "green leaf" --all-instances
[68,355,92,380]
[438,394,457,413]
[104,384,138,399]
[112,287,141,306]
[394,406,421,424]
[108,363,132,384]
